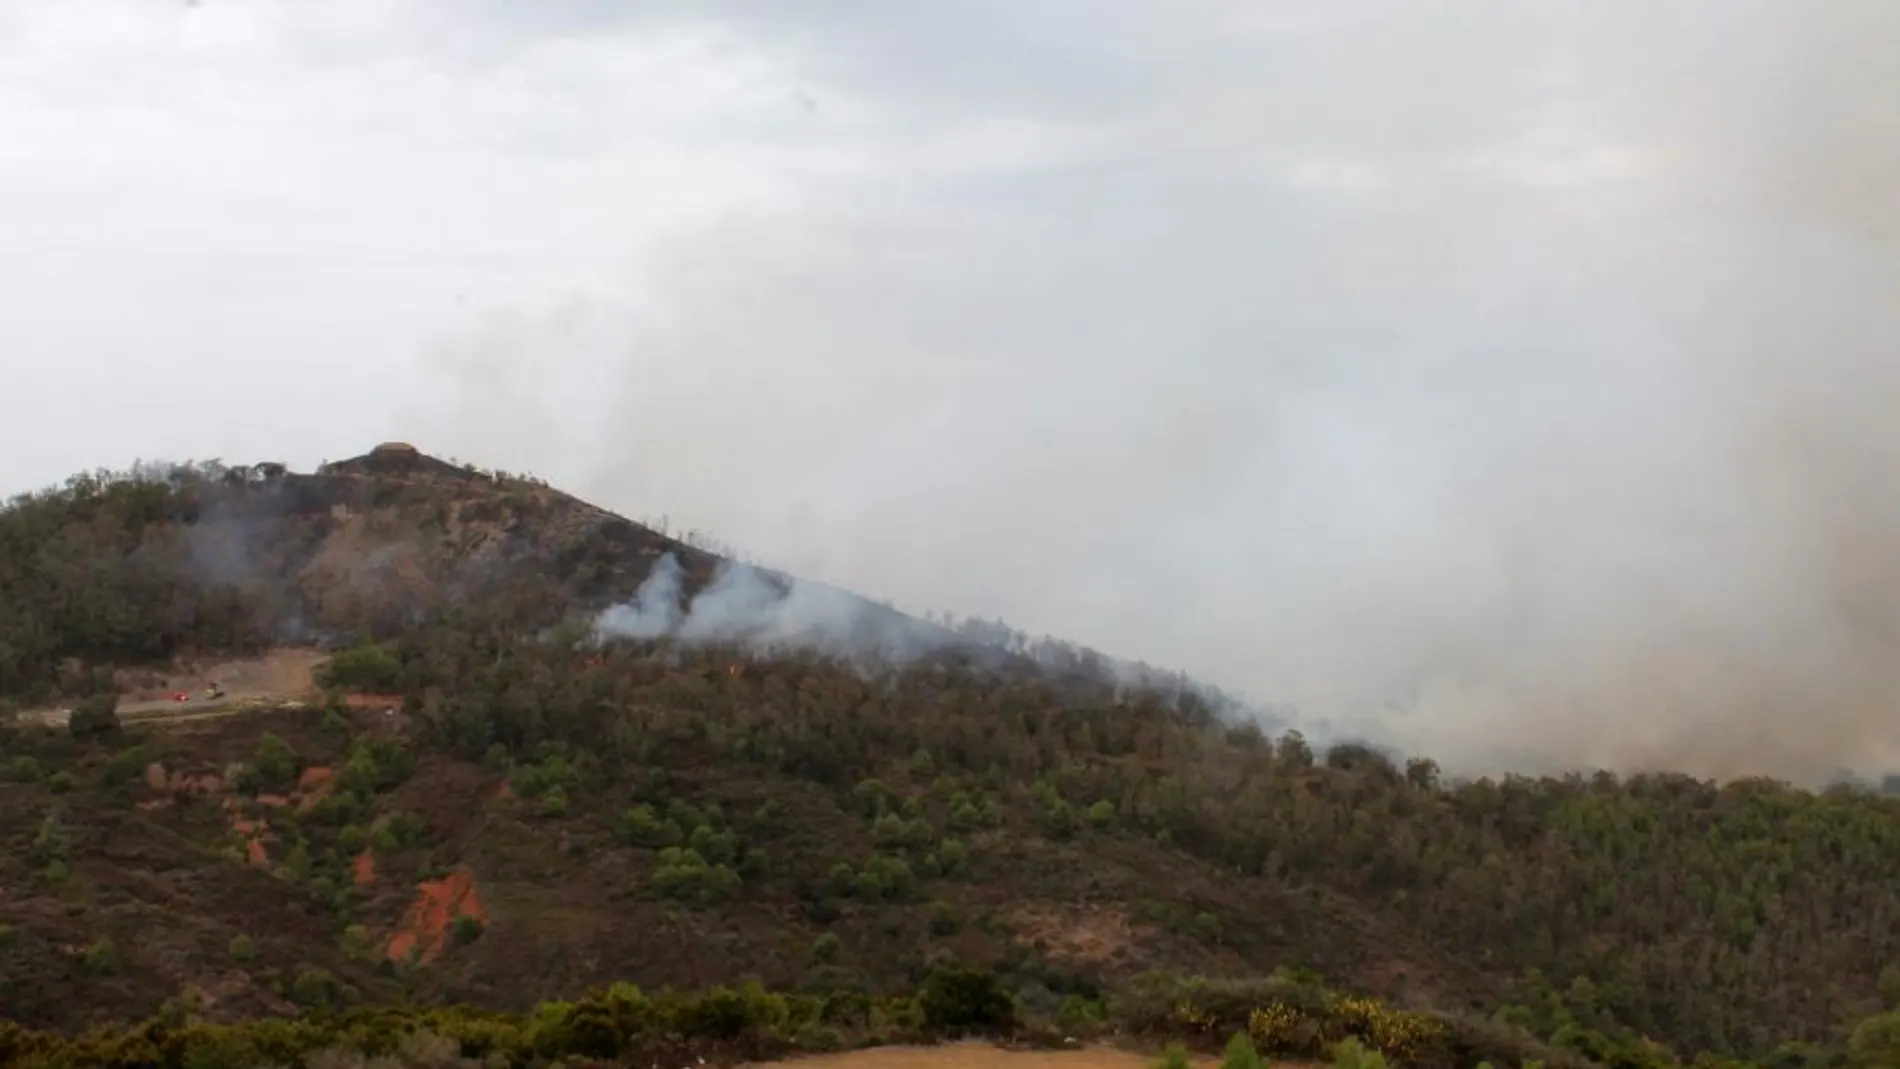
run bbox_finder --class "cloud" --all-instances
[7,1,1900,783]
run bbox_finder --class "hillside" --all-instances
[4,449,1900,1069]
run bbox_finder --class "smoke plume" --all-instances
[406,2,1900,784]
[595,552,947,662]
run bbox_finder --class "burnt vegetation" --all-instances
[4,449,1900,1068]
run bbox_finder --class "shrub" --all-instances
[1057,995,1107,1032]
[453,915,486,946]
[828,862,857,896]
[929,900,961,936]
[229,933,257,962]
[1221,1030,1266,1069]
[336,738,413,795]
[919,965,1016,1035]
[100,745,153,787]
[650,848,741,907]
[1331,1035,1390,1068]
[949,799,983,831]
[289,966,348,1009]
[688,822,739,864]
[317,643,404,692]
[82,937,121,975]
[31,813,70,864]
[618,804,682,848]
[67,694,120,740]
[851,778,894,817]
[252,732,301,791]
[1849,1010,1900,1069]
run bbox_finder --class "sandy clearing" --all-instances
[19,648,326,727]
[743,1043,1317,1069]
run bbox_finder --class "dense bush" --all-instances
[317,643,404,693]
[11,458,1900,1064]
[0,967,1604,1069]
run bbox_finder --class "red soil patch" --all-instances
[225,799,278,869]
[220,765,347,866]
[295,766,336,814]
[386,866,485,964]
[353,850,376,887]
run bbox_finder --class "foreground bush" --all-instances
[1114,972,1597,1069]
[0,965,1625,1069]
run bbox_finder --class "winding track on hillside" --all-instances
[16,648,327,728]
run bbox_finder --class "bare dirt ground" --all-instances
[22,648,327,727]
[744,1044,1286,1069]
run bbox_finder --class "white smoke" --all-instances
[593,552,946,661]
[595,553,687,640]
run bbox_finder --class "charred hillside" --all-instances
[0,445,1214,711]
[0,446,846,702]
[15,451,1900,1067]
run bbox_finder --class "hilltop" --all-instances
[4,448,1900,1069]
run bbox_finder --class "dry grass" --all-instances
[742,1042,1321,1069]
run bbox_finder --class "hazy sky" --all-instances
[5,1,1900,780]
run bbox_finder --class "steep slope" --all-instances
[5,451,1900,1069]
[0,446,957,704]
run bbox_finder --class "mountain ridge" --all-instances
[5,447,1900,1068]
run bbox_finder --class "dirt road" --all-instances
[16,648,325,729]
[740,1043,1317,1069]
[26,694,253,728]
[743,1045,1217,1069]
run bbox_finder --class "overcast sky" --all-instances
[5,1,1900,780]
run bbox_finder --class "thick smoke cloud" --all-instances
[596,552,954,663]
[401,3,1900,782]
[590,551,1273,736]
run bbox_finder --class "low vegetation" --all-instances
[5,453,1900,1068]
[0,965,1601,1069]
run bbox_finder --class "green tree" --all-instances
[918,965,1015,1035]
[317,642,404,692]
[1848,1010,1900,1069]
[1221,1031,1265,1069]
[67,692,120,739]
[252,732,300,790]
